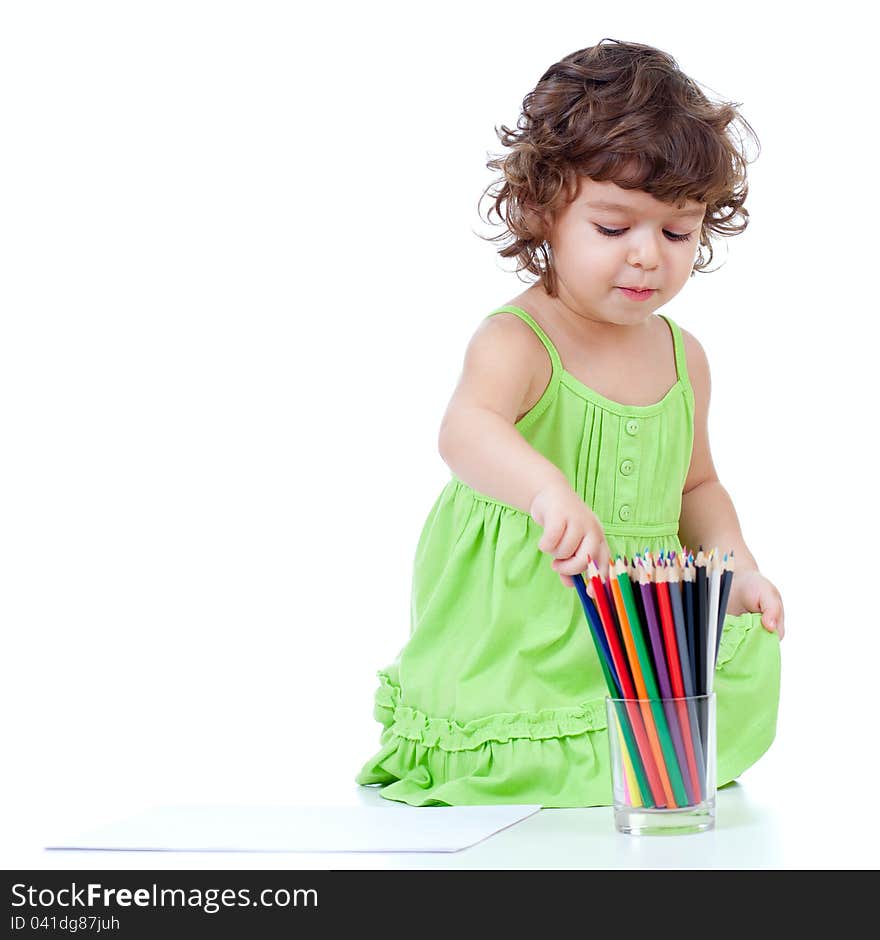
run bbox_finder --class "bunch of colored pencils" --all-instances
[573,547,734,810]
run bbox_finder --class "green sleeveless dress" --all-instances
[355,304,781,807]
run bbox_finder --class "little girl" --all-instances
[355,38,784,807]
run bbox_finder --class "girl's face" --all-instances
[543,175,706,327]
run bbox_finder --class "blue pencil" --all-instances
[573,574,620,694]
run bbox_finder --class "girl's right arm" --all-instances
[437,314,611,586]
[437,314,563,514]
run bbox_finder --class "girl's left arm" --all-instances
[677,330,785,639]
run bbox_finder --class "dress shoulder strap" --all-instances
[485,304,562,431]
[486,305,563,376]
[658,313,693,395]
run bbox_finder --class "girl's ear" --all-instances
[522,204,553,243]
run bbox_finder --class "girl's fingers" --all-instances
[538,517,567,554]
[761,605,785,639]
[554,525,585,561]
[553,535,592,575]
[548,529,612,594]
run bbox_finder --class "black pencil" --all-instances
[714,552,735,668]
[682,553,697,695]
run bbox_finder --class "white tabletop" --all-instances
[9,760,873,870]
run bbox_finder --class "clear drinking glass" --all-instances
[605,692,716,835]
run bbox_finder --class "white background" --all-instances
[2,0,878,869]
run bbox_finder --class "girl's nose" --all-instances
[626,232,662,269]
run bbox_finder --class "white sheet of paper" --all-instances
[46,804,543,854]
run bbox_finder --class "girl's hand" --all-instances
[725,569,785,640]
[529,480,612,591]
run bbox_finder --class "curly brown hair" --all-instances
[477,38,760,296]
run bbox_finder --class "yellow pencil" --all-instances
[619,721,643,807]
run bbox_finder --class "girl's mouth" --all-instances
[617,287,656,301]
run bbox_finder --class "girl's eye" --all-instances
[595,224,692,242]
